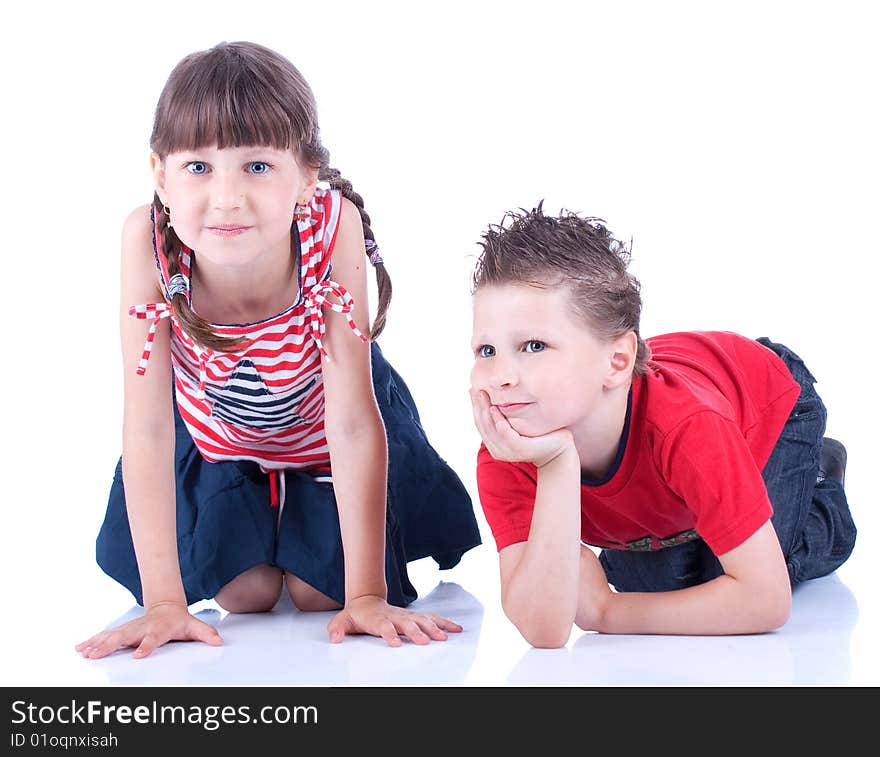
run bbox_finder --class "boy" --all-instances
[470,206,855,648]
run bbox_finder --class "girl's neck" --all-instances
[190,240,299,325]
[570,380,632,481]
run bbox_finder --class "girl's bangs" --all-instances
[153,73,303,155]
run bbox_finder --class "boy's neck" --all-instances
[570,380,632,481]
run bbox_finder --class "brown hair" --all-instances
[150,41,391,351]
[472,203,651,375]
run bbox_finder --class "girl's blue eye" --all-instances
[186,162,208,175]
[249,162,271,174]
[524,340,546,353]
[478,345,496,358]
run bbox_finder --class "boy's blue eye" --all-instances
[524,340,546,353]
[186,162,208,175]
[478,345,496,358]
[248,162,271,174]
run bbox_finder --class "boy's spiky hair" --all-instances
[472,203,651,375]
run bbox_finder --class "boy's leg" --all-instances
[756,338,856,584]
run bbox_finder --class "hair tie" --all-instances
[365,239,383,266]
[168,272,189,300]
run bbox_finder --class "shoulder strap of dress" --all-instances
[297,186,342,287]
[296,187,368,357]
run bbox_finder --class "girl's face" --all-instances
[151,145,317,268]
[470,283,618,438]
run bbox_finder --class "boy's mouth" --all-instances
[495,402,532,415]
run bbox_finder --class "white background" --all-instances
[2,0,877,685]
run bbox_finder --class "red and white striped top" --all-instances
[130,187,368,472]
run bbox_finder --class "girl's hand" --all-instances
[470,389,574,468]
[574,546,614,632]
[326,595,463,647]
[75,602,223,659]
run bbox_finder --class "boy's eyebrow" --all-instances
[471,330,545,346]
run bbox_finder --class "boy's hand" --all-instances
[327,595,462,646]
[75,602,223,659]
[470,388,574,468]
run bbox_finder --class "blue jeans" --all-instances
[599,338,857,592]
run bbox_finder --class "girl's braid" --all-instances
[319,167,392,340]
[151,193,244,352]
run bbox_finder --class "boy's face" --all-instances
[470,283,617,438]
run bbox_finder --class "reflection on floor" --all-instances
[92,580,485,687]
[62,547,871,687]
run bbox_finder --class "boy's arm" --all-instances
[578,410,793,636]
[579,519,792,634]
[497,445,583,648]
[472,390,582,648]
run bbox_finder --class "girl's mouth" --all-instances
[207,225,252,237]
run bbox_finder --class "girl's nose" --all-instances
[211,173,244,210]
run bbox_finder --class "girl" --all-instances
[77,41,480,659]
[469,205,856,648]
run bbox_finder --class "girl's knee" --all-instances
[285,574,342,612]
[215,564,283,613]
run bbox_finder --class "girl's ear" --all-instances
[150,152,168,204]
[297,166,320,205]
[604,331,637,390]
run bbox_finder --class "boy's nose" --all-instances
[489,357,518,389]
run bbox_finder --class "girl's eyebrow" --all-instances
[237,146,288,157]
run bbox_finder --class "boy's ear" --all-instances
[150,152,167,204]
[604,331,638,389]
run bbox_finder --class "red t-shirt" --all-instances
[476,331,801,557]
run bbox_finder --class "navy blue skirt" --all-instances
[96,343,481,608]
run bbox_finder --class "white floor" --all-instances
[7,507,876,687]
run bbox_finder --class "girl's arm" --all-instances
[319,198,460,646]
[318,198,388,603]
[578,519,792,635]
[77,206,221,659]
[117,206,185,611]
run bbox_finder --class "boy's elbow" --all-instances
[747,582,792,633]
[763,591,792,632]
[521,626,571,649]
[504,603,572,648]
